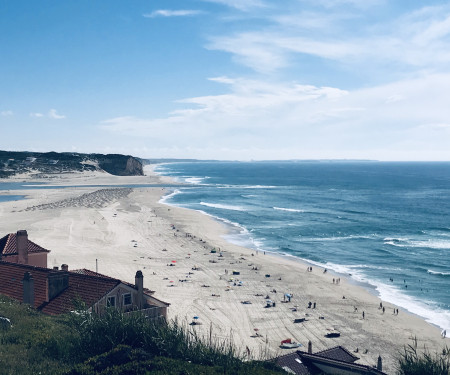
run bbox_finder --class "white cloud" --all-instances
[29,109,66,119]
[206,3,450,75]
[48,109,66,119]
[100,73,450,161]
[1,110,13,116]
[143,9,204,18]
[200,0,267,11]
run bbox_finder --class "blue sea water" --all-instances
[154,161,450,331]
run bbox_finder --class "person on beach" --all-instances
[362,311,365,319]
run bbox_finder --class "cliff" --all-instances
[0,150,144,178]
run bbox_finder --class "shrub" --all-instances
[397,343,450,375]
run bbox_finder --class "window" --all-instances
[107,296,116,307]
[123,293,132,306]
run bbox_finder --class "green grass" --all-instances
[396,340,450,375]
[0,296,282,375]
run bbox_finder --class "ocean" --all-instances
[154,161,450,331]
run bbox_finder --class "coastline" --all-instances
[0,166,447,374]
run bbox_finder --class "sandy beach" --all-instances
[0,166,446,374]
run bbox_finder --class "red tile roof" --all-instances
[40,272,119,315]
[72,268,116,278]
[0,233,50,256]
[0,261,119,315]
[73,269,160,297]
[0,261,52,309]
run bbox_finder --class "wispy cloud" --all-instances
[206,3,450,75]
[143,9,204,18]
[1,110,13,116]
[30,109,66,119]
[200,0,268,11]
[100,73,450,160]
[48,109,65,119]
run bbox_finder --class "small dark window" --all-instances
[124,293,132,305]
[107,296,116,307]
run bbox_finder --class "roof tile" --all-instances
[0,233,50,256]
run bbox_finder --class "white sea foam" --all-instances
[428,270,450,276]
[200,202,245,211]
[158,189,182,205]
[193,210,264,252]
[300,235,376,242]
[217,185,276,189]
[273,207,304,213]
[374,283,450,331]
[182,176,210,185]
[322,262,450,330]
[384,237,450,249]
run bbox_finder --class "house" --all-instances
[0,230,50,268]
[275,343,387,375]
[0,231,169,319]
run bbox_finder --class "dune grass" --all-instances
[396,339,450,375]
[0,296,282,374]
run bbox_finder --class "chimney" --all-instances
[17,230,28,264]
[61,264,68,271]
[135,270,144,309]
[377,355,382,372]
[22,272,34,306]
[47,271,69,301]
[308,341,312,354]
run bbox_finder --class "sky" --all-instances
[1,0,450,161]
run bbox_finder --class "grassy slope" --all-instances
[0,296,282,375]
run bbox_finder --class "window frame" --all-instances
[107,296,116,307]
[123,293,132,306]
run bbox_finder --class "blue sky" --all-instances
[1,0,450,160]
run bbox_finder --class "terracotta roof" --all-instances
[40,272,119,315]
[0,233,50,256]
[0,261,53,309]
[71,269,169,307]
[0,261,119,315]
[0,261,169,315]
[72,268,116,278]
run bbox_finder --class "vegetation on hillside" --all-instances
[396,341,450,375]
[0,150,143,177]
[0,296,282,375]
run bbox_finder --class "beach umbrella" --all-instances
[172,260,177,263]
[193,316,199,320]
